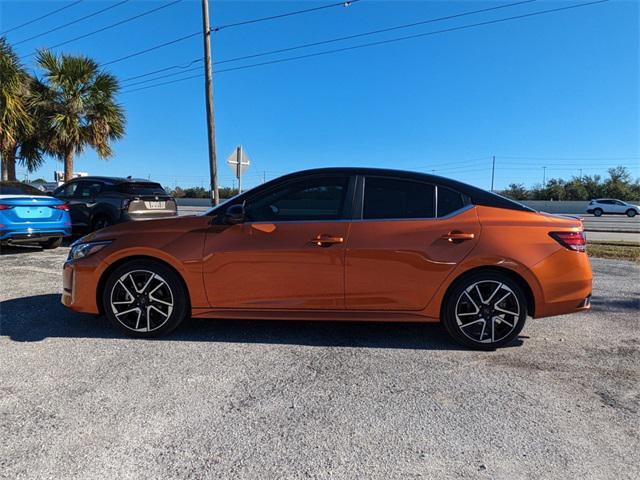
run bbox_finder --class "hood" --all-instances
[83,215,211,243]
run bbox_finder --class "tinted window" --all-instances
[437,186,465,217]
[54,182,79,198]
[0,182,45,196]
[75,181,103,198]
[247,176,349,222]
[119,182,166,196]
[363,177,434,219]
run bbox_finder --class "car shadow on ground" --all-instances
[0,294,524,350]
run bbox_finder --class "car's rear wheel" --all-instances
[39,237,62,249]
[102,260,188,337]
[626,209,637,218]
[442,271,527,350]
[92,215,113,231]
[593,208,603,217]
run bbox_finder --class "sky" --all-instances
[1,0,639,191]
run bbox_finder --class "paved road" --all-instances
[1,247,639,479]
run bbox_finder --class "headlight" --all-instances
[68,240,112,261]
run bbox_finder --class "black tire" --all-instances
[39,237,62,249]
[442,271,528,350]
[593,208,603,217]
[102,260,189,338]
[626,209,637,218]
[91,215,113,231]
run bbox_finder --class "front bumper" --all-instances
[61,258,107,314]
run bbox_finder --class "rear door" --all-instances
[345,176,481,311]
[202,175,354,310]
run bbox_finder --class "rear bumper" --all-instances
[120,211,178,222]
[530,249,593,318]
[0,227,71,243]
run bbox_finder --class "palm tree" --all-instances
[0,37,33,181]
[34,50,125,181]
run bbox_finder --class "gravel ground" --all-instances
[1,246,639,480]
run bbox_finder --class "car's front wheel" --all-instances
[593,208,603,217]
[102,260,189,337]
[626,209,637,218]
[442,272,527,350]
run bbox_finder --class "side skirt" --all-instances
[190,308,439,323]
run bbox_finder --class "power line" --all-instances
[120,0,534,87]
[212,0,611,76]
[213,0,361,32]
[214,0,537,66]
[103,31,201,66]
[13,0,131,47]
[120,0,609,94]
[21,0,185,59]
[120,59,202,82]
[1,0,84,36]
[103,0,362,67]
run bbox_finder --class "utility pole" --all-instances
[491,155,496,192]
[542,166,547,186]
[201,0,219,205]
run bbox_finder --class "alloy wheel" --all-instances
[109,269,174,333]
[454,280,521,344]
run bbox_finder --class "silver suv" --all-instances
[53,177,177,232]
[586,199,640,217]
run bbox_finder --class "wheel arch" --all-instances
[439,266,536,320]
[96,255,191,317]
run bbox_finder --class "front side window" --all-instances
[437,186,465,217]
[246,176,349,222]
[55,182,79,198]
[75,181,103,198]
[363,177,435,220]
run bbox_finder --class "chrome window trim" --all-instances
[241,204,475,226]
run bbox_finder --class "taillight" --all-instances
[0,204,14,210]
[549,231,586,252]
[51,204,70,211]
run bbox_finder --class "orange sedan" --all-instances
[61,168,592,349]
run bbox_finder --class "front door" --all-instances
[202,175,353,310]
[345,176,481,311]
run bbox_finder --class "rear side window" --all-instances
[363,177,435,219]
[0,182,44,195]
[119,183,166,196]
[437,186,465,217]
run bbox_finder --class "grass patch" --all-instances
[587,240,640,262]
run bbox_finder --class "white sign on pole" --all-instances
[226,146,250,192]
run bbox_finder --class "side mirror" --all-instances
[224,204,246,225]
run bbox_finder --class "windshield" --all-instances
[0,182,46,196]
[118,183,166,196]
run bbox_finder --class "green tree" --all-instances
[602,166,634,200]
[500,183,529,200]
[0,37,35,181]
[33,50,125,182]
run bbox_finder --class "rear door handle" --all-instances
[441,231,475,243]
[311,234,344,247]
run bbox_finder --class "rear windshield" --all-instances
[118,183,166,196]
[0,182,46,196]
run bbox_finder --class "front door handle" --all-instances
[441,231,475,243]
[311,234,344,247]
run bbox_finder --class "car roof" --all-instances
[64,176,158,184]
[264,167,535,212]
